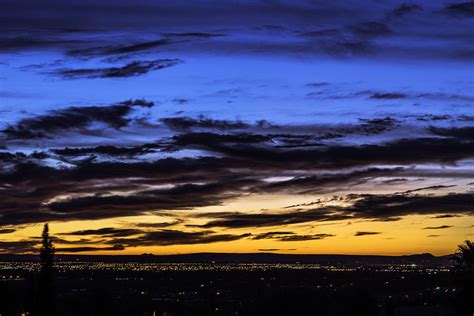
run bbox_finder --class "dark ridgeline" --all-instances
[32,223,56,316]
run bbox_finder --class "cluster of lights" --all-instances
[0,261,452,273]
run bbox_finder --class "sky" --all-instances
[0,0,473,255]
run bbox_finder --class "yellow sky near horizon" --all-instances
[2,179,473,256]
[3,210,472,256]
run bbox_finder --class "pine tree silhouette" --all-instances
[34,223,56,316]
[40,224,54,276]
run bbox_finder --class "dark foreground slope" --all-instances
[1,252,469,316]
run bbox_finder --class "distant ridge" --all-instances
[0,252,452,266]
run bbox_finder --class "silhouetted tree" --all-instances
[451,240,474,271]
[450,240,473,316]
[33,223,56,316]
[40,224,54,275]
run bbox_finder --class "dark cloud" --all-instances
[0,227,249,252]
[61,227,143,237]
[389,3,422,17]
[354,231,381,236]
[444,2,474,16]
[428,126,474,140]
[371,217,402,222]
[0,156,238,187]
[301,29,341,38]
[1,137,473,227]
[36,182,244,223]
[68,33,225,58]
[1,107,474,227]
[0,228,16,234]
[314,90,474,102]
[0,240,37,253]
[200,208,351,229]
[51,144,161,157]
[318,39,373,57]
[200,192,474,229]
[413,92,474,102]
[278,233,334,241]
[257,248,296,251]
[355,117,400,135]
[165,132,273,150]
[0,151,27,163]
[45,236,98,245]
[172,98,192,104]
[345,193,474,218]
[2,99,154,139]
[67,33,223,58]
[422,225,452,230]
[165,132,474,169]
[369,92,407,99]
[382,178,410,185]
[1,104,474,227]
[109,230,251,246]
[56,244,125,253]
[401,185,457,194]
[30,151,50,160]
[415,114,452,121]
[148,117,392,146]
[350,22,392,37]
[255,168,402,194]
[161,116,249,132]
[0,1,472,61]
[54,59,181,79]
[347,193,474,220]
[135,220,183,228]
[68,39,173,57]
[0,165,261,225]
[0,235,124,253]
[430,214,460,219]
[0,36,85,52]
[252,231,295,240]
[164,32,225,38]
[168,131,321,150]
[305,82,330,87]
[120,99,155,108]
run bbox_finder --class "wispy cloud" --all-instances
[354,231,381,236]
[422,225,452,230]
[53,59,181,79]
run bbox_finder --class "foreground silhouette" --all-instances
[1,238,473,315]
[32,223,56,316]
[451,240,474,270]
[451,240,474,316]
